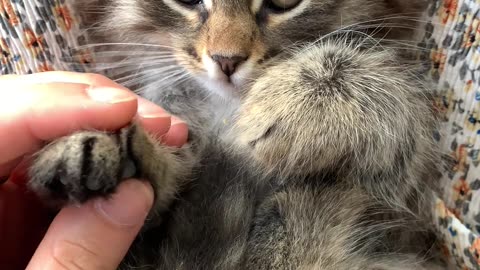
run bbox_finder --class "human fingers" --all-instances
[0,73,138,177]
[136,97,188,147]
[26,179,154,270]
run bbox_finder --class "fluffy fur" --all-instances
[29,0,445,269]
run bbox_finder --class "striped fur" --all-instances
[28,0,446,269]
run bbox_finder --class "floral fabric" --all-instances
[422,0,480,268]
[0,0,90,74]
[1,0,480,269]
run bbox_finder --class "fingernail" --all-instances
[139,112,172,120]
[138,116,172,139]
[137,103,171,119]
[94,180,154,226]
[171,116,186,126]
[86,86,136,104]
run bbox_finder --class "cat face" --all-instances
[86,0,425,98]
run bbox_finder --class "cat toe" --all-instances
[28,132,122,204]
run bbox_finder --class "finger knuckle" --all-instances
[52,239,107,270]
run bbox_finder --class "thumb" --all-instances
[26,179,154,270]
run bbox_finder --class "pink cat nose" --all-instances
[211,54,248,77]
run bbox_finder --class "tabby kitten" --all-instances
[29,0,443,269]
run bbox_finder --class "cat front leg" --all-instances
[232,39,438,213]
[28,123,196,219]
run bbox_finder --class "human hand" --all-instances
[0,72,188,269]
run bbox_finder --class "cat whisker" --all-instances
[125,67,186,88]
[115,66,181,85]
[120,68,185,87]
[342,14,444,28]
[88,51,176,58]
[91,58,177,68]
[77,42,177,50]
[133,70,191,94]
[85,58,182,74]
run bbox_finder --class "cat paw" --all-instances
[28,131,130,204]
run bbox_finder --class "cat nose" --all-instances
[211,54,247,77]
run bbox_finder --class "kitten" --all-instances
[29,0,444,269]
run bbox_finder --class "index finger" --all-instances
[0,72,138,176]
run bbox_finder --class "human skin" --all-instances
[0,72,188,270]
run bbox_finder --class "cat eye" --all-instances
[266,0,302,12]
[177,0,202,6]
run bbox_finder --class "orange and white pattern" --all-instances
[0,0,90,74]
[423,0,480,268]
